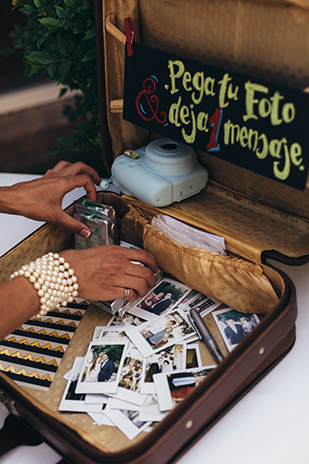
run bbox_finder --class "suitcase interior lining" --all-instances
[0,193,286,454]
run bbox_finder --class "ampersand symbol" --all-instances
[135,77,167,124]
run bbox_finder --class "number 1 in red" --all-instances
[207,107,223,152]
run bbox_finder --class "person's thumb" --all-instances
[56,210,91,237]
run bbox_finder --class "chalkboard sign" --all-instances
[123,43,309,190]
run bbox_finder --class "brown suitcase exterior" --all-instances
[0,0,308,462]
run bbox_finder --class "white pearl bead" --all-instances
[34,282,40,290]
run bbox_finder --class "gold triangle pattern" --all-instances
[0,363,53,381]
[3,337,65,352]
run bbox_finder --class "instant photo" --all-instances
[108,314,146,327]
[75,340,128,395]
[59,358,102,413]
[127,309,196,358]
[105,407,151,440]
[92,326,127,341]
[212,308,260,352]
[154,367,216,411]
[108,343,146,405]
[140,343,186,395]
[176,289,222,317]
[139,395,168,423]
[129,277,192,319]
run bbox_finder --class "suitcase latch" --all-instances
[0,391,19,417]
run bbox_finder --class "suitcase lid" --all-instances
[95,0,309,265]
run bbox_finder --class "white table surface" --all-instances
[0,173,309,464]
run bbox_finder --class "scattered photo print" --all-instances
[108,313,146,327]
[127,309,195,358]
[108,344,145,405]
[92,326,127,341]
[185,343,202,369]
[135,278,191,316]
[139,395,168,423]
[175,289,222,317]
[59,357,102,413]
[140,343,185,395]
[212,308,260,352]
[154,367,216,411]
[104,407,151,440]
[75,340,128,394]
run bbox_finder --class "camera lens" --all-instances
[161,142,178,151]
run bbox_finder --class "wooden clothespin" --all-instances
[124,17,137,56]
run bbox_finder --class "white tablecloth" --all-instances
[0,173,309,464]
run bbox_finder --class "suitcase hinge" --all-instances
[0,391,19,417]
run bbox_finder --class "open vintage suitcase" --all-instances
[1,0,309,462]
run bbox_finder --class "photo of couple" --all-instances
[85,353,114,383]
[213,308,260,352]
[137,278,191,316]
[76,341,128,394]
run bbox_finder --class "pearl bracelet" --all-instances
[9,252,79,319]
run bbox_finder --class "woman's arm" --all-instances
[0,245,158,341]
[0,161,101,237]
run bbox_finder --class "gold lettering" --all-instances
[180,105,190,125]
[248,129,259,151]
[269,92,284,126]
[168,60,185,95]
[218,73,232,109]
[272,139,291,180]
[183,71,192,92]
[282,103,296,123]
[239,126,248,147]
[290,143,303,166]
[205,77,216,96]
[181,105,196,143]
[197,112,209,133]
[256,133,268,159]
[243,81,269,122]
[224,120,240,145]
[192,72,204,105]
[168,96,182,127]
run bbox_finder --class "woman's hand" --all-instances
[60,245,159,302]
[0,161,101,237]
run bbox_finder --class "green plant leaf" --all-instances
[56,6,67,18]
[33,0,42,7]
[28,51,52,64]
[47,61,57,77]
[81,47,96,62]
[64,0,78,8]
[48,145,62,156]
[84,27,96,40]
[38,17,59,28]
[59,87,68,97]
[20,5,34,14]
[57,36,70,57]
[57,136,72,145]
[58,59,71,76]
